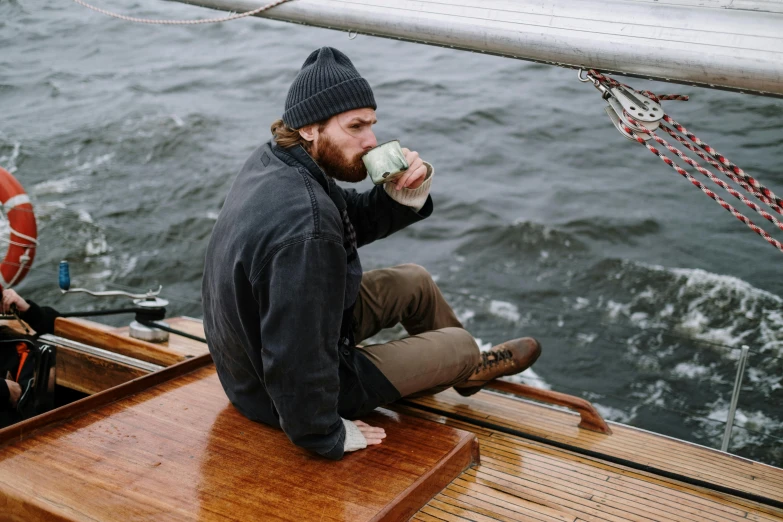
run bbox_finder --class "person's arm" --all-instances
[19,301,60,335]
[1,289,60,335]
[252,235,349,460]
[339,149,434,248]
[383,161,433,212]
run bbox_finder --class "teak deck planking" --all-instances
[0,365,478,521]
[407,391,783,502]
[401,394,783,522]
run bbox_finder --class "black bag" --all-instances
[0,336,56,428]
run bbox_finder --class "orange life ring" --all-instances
[0,167,37,289]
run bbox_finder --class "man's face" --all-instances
[308,108,378,183]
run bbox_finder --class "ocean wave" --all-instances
[563,217,661,245]
[696,399,783,454]
[457,220,586,258]
[0,137,21,173]
[31,175,84,196]
[596,260,783,357]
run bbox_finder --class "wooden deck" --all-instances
[0,364,477,521]
[2,316,782,521]
[402,391,783,522]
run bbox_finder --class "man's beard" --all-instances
[313,134,367,183]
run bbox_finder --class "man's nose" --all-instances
[363,131,377,150]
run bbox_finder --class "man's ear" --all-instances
[299,124,317,142]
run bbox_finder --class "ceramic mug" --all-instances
[362,140,409,185]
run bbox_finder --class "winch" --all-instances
[58,260,171,342]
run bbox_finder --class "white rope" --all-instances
[4,250,30,288]
[7,227,38,245]
[0,237,37,249]
[70,0,293,25]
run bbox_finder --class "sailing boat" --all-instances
[0,0,781,520]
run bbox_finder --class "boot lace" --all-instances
[472,349,512,375]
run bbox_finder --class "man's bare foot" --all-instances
[454,337,542,397]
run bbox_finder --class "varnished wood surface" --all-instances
[4,316,782,521]
[403,390,783,521]
[0,364,477,521]
[0,316,212,444]
[0,353,212,447]
[110,316,210,360]
[54,317,186,366]
[485,381,612,434]
[55,344,149,394]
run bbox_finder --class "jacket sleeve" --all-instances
[19,300,60,335]
[337,184,433,249]
[251,235,348,460]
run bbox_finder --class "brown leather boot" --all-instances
[454,337,542,397]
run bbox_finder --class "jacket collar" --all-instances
[272,142,347,210]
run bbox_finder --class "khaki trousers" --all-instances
[353,264,481,398]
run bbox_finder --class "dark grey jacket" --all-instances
[202,141,432,460]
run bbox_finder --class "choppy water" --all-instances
[2,0,782,466]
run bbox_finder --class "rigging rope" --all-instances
[69,0,292,25]
[585,69,783,254]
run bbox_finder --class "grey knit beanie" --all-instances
[282,47,377,129]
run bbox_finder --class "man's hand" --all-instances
[2,289,30,314]
[394,148,427,191]
[354,420,386,446]
[6,380,21,408]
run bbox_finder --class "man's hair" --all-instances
[270,119,326,151]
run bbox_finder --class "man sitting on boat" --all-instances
[202,47,541,460]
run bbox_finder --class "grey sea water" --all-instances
[1,0,782,465]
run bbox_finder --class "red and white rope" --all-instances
[70,0,293,25]
[625,116,783,234]
[587,70,690,103]
[662,114,783,213]
[622,120,783,253]
[659,125,782,213]
[588,69,783,253]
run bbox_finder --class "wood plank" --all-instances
[405,404,769,506]
[478,454,737,522]
[435,491,560,522]
[399,407,783,522]
[457,395,783,487]
[477,448,748,521]
[420,505,473,522]
[54,317,185,367]
[482,432,783,521]
[444,482,576,522]
[110,316,210,360]
[427,498,505,522]
[408,390,783,502]
[467,467,656,522]
[0,353,211,447]
[55,344,149,394]
[411,513,448,522]
[408,396,774,494]
[374,429,480,522]
[0,365,478,521]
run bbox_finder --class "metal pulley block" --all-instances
[579,69,663,142]
[605,97,657,142]
[610,85,663,123]
[605,106,641,142]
